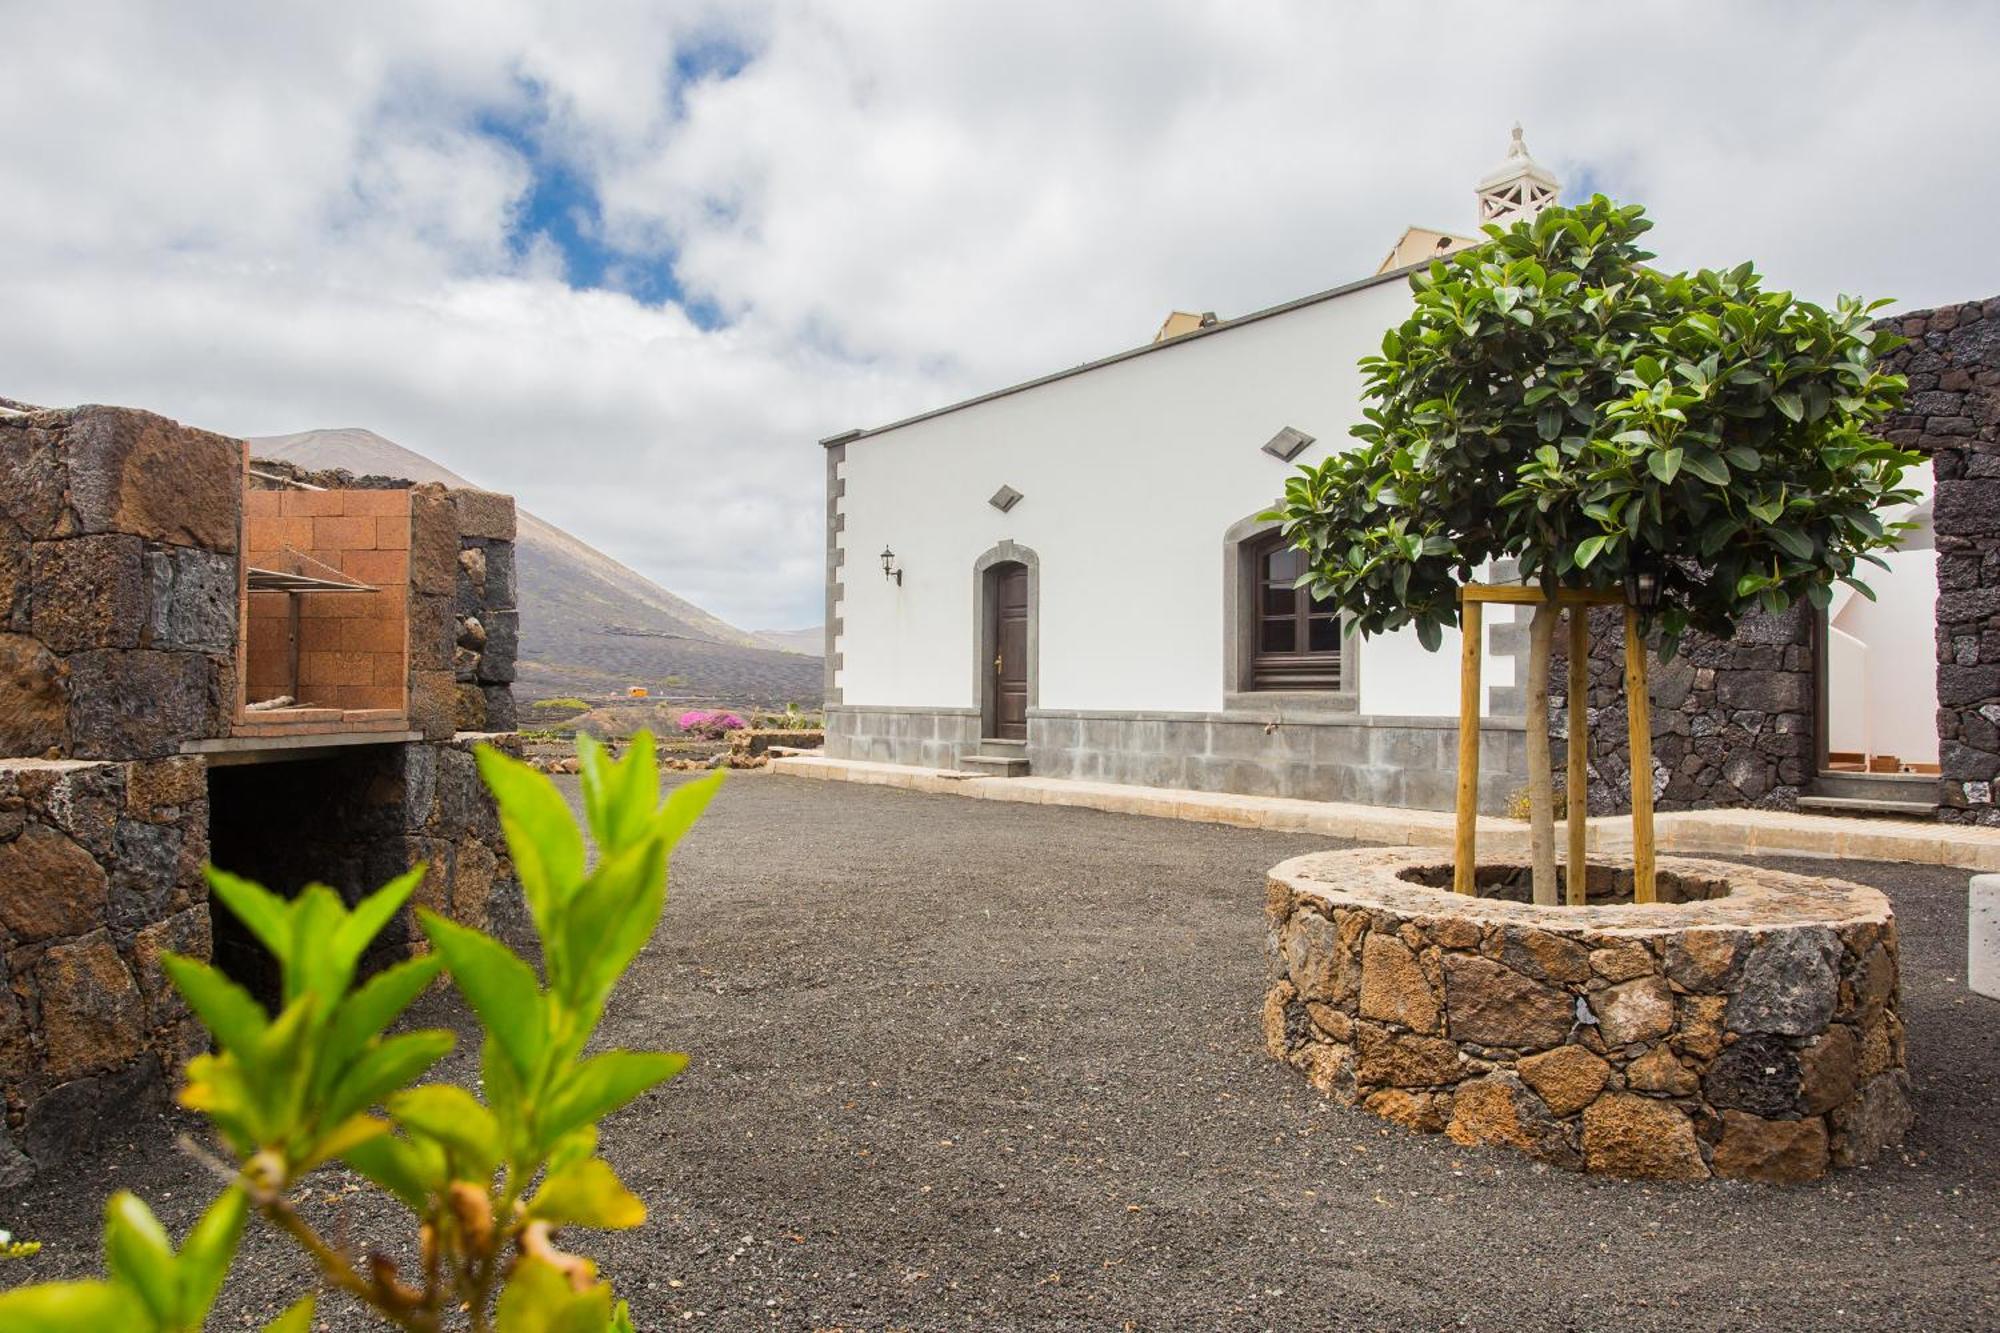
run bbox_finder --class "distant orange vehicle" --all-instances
[627,686,649,698]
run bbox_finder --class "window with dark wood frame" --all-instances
[1250,532,1342,689]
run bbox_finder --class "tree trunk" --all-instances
[1525,600,1559,905]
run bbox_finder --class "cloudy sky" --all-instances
[3,2,1997,630]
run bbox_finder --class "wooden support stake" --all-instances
[1623,604,1657,904]
[1566,607,1590,906]
[1454,597,1483,896]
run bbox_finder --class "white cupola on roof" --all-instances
[1475,123,1560,225]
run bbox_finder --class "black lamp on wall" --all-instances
[1623,561,1662,610]
[880,546,902,586]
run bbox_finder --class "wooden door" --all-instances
[993,565,1029,740]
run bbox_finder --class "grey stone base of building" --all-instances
[826,706,983,770]
[826,705,1531,814]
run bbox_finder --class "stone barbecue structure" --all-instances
[1263,848,1909,1182]
[0,402,521,1187]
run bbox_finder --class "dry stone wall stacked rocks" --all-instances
[1262,848,1910,1182]
[402,734,524,941]
[0,756,210,1187]
[448,490,518,735]
[1552,607,1814,814]
[1877,298,2000,824]
[3,406,241,760]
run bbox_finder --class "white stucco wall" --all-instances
[1824,462,1938,765]
[833,276,1510,718]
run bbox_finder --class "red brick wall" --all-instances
[243,489,410,712]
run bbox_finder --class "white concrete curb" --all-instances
[768,754,2000,872]
[1972,874,2000,1001]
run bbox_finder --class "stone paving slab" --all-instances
[770,754,2000,871]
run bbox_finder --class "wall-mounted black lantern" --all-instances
[1623,564,1662,610]
[880,546,902,586]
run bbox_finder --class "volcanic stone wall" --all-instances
[2,405,241,760]
[1552,607,1814,814]
[0,413,523,1187]
[1549,296,2000,818]
[448,488,519,734]
[1877,297,2000,824]
[1265,848,1911,1183]
[0,756,210,1186]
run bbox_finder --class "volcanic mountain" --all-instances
[248,428,823,708]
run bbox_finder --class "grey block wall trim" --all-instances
[1029,706,1526,732]
[972,541,1040,734]
[824,704,1530,814]
[825,704,982,768]
[823,442,846,703]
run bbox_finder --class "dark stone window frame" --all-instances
[1222,513,1357,712]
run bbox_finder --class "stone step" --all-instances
[1812,770,1937,802]
[959,754,1031,778]
[1796,794,1938,820]
[976,738,1028,759]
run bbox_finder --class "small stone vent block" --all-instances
[1263,847,1909,1183]
[1262,426,1315,461]
[988,485,1023,513]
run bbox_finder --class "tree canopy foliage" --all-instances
[1271,196,1918,659]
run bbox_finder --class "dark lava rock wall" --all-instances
[1553,607,1813,814]
[1878,298,2000,824]
[1551,296,2000,816]
[2,406,242,761]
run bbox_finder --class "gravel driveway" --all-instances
[4,771,1997,1330]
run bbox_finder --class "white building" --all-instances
[816,129,1939,815]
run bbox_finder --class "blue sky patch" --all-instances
[474,46,752,329]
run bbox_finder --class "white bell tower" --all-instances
[1476,123,1560,226]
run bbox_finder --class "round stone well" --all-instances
[1262,848,1910,1182]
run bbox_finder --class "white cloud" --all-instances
[3,1,1998,629]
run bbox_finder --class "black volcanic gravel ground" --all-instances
[4,772,1998,1331]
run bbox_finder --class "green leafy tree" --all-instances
[0,733,717,1332]
[1271,197,1916,900]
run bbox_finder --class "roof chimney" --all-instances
[1475,123,1560,227]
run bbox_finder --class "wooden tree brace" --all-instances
[1454,584,1656,904]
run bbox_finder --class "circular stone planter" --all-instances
[1263,848,1910,1183]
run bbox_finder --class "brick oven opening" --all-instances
[240,479,413,733]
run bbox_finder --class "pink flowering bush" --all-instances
[676,710,747,740]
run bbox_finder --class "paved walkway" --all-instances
[774,753,2000,871]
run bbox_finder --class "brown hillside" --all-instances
[249,428,823,708]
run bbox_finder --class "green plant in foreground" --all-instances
[0,731,718,1332]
